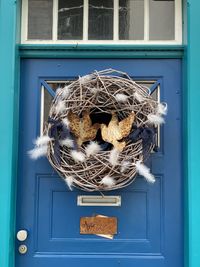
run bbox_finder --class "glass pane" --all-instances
[151,88,158,101]
[119,0,144,40]
[88,0,113,40]
[149,0,175,40]
[28,0,53,40]
[58,0,83,40]
[138,82,160,148]
[41,81,160,145]
[41,82,72,131]
[43,89,53,129]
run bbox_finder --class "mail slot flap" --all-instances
[77,196,121,206]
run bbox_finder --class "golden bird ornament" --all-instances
[68,110,100,146]
[101,111,135,151]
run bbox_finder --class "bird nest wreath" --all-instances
[29,69,167,191]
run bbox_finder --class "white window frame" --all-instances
[21,0,182,45]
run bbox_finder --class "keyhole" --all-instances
[18,244,28,254]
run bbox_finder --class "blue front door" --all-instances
[16,59,183,267]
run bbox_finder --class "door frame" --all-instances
[1,0,200,267]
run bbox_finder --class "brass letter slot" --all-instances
[77,195,121,206]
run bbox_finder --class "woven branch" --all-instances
[46,69,161,191]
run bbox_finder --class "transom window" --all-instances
[21,0,182,44]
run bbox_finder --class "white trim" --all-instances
[144,0,149,41]
[40,86,45,135]
[21,40,182,45]
[21,0,183,45]
[113,0,119,42]
[83,0,89,41]
[21,0,28,42]
[157,85,161,148]
[52,0,58,42]
[175,0,182,43]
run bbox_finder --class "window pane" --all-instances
[58,0,83,40]
[42,82,72,132]
[138,82,160,148]
[149,0,175,40]
[28,0,53,40]
[88,0,113,40]
[43,89,53,130]
[119,0,144,40]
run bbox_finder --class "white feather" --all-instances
[85,141,101,157]
[157,103,168,115]
[109,148,120,166]
[28,145,47,159]
[135,161,155,183]
[134,92,144,102]
[62,86,71,99]
[55,100,66,114]
[64,176,74,190]
[55,87,62,96]
[71,150,86,162]
[120,160,131,173]
[101,175,115,187]
[147,114,165,125]
[60,138,74,148]
[62,118,70,128]
[115,93,128,102]
[34,135,52,146]
[79,74,93,84]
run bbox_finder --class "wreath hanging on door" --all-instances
[29,69,167,191]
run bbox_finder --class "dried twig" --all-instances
[46,69,160,191]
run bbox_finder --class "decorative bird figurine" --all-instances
[101,111,135,151]
[67,110,100,146]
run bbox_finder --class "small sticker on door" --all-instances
[80,215,117,237]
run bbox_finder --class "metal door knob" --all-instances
[16,230,28,241]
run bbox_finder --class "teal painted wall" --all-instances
[187,1,200,267]
[0,1,18,267]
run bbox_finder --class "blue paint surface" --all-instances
[16,59,182,267]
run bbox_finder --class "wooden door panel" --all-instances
[16,59,182,267]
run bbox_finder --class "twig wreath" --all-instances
[29,69,167,191]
